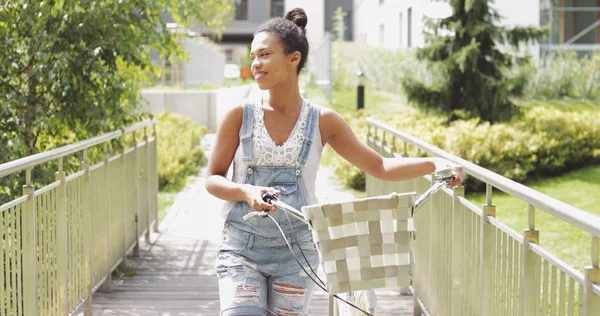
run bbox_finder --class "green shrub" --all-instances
[520,52,600,100]
[156,112,209,192]
[325,107,600,193]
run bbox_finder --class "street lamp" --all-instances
[356,71,365,110]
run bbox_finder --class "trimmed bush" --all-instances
[156,112,209,191]
[325,107,600,193]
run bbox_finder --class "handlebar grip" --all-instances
[262,192,279,204]
[434,166,453,181]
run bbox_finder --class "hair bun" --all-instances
[285,8,307,32]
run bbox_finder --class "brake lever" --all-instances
[242,191,279,221]
[413,166,455,213]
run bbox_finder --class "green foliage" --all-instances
[0,0,233,203]
[401,0,546,123]
[332,7,348,41]
[0,0,234,163]
[520,52,600,99]
[156,112,209,192]
[325,105,600,193]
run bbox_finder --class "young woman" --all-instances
[205,8,464,316]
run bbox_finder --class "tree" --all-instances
[0,0,234,160]
[332,7,347,41]
[0,0,234,202]
[400,0,546,123]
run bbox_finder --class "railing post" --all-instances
[520,204,540,316]
[81,149,93,315]
[374,129,382,196]
[143,127,151,244]
[412,164,422,316]
[451,186,465,316]
[22,168,38,316]
[366,125,372,197]
[132,132,141,258]
[583,236,600,315]
[152,123,159,233]
[328,294,337,316]
[100,144,112,293]
[480,184,496,316]
[55,159,69,313]
[119,136,128,272]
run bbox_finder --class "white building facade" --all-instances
[353,0,540,55]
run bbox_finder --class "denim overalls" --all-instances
[216,101,321,316]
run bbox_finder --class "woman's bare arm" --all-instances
[320,108,463,186]
[204,105,276,211]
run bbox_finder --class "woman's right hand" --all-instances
[242,184,280,212]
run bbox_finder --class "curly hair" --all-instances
[255,8,309,74]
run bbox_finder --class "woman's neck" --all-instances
[262,77,303,113]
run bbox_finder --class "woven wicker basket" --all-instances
[302,192,416,295]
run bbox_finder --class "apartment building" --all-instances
[201,0,356,64]
[353,0,599,57]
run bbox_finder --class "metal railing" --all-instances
[540,44,600,59]
[365,118,600,316]
[0,119,159,316]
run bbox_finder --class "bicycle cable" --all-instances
[265,213,375,316]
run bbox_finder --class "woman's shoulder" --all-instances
[225,98,260,116]
[304,99,330,116]
[221,98,260,131]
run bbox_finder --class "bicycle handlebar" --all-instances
[243,167,455,221]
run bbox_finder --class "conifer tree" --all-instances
[401,0,545,123]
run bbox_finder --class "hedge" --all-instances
[156,112,209,191]
[326,107,600,193]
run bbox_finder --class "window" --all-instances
[235,0,248,20]
[399,13,403,47]
[407,8,412,48]
[270,0,284,17]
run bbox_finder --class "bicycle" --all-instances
[243,167,455,315]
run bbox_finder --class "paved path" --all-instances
[86,133,414,315]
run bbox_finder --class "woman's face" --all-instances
[250,32,299,90]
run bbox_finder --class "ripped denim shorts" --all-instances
[215,222,320,316]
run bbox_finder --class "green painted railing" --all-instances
[366,118,600,316]
[0,119,158,316]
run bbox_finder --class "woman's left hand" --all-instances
[447,165,465,188]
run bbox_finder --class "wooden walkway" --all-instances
[85,166,414,315]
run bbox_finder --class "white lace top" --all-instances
[252,99,310,166]
[221,98,324,219]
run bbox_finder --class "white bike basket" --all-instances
[301,192,417,295]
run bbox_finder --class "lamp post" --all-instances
[356,71,365,110]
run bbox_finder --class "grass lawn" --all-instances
[467,165,600,271]
[158,192,178,225]
[306,86,412,114]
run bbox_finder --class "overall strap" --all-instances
[240,102,255,162]
[297,102,319,166]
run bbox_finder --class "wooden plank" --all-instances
[82,234,413,315]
